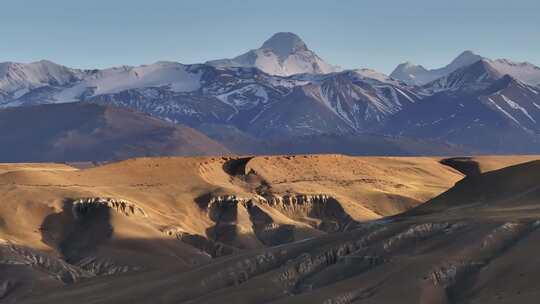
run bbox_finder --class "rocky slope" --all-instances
[0,155,465,303]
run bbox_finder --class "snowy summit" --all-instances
[207,32,340,76]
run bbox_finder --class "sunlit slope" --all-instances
[0,154,464,301]
[408,159,540,218]
[18,156,540,304]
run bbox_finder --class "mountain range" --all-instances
[390,50,540,87]
[1,32,540,160]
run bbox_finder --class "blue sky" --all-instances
[1,0,539,73]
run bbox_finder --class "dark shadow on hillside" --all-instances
[40,199,113,264]
[440,157,481,176]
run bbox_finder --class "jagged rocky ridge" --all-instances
[72,198,147,218]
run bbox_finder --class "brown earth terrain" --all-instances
[1,155,539,303]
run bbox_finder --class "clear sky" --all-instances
[2,0,539,74]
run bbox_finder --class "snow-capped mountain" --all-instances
[487,59,540,87]
[424,59,504,92]
[390,51,483,85]
[1,33,540,154]
[0,55,416,139]
[391,50,540,87]
[55,62,203,102]
[0,60,83,102]
[240,70,420,137]
[206,32,340,76]
[481,75,540,132]
[385,60,540,153]
[424,58,540,93]
[0,61,205,106]
[86,66,419,138]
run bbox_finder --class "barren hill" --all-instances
[1,155,540,303]
[0,102,229,162]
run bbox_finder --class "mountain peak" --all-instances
[390,62,429,84]
[425,58,503,91]
[448,50,483,70]
[391,50,484,85]
[455,50,477,58]
[207,32,337,76]
[395,61,427,71]
[261,32,308,59]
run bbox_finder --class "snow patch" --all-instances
[395,87,416,103]
[54,62,201,102]
[500,94,536,123]
[216,84,268,108]
[486,97,521,126]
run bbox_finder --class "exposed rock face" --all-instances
[203,195,297,247]
[72,197,147,218]
[0,239,92,283]
[426,221,540,302]
[382,223,461,252]
[262,194,355,233]
[276,242,360,292]
[205,195,246,245]
[290,222,467,295]
[206,195,248,221]
[429,222,528,286]
[33,197,148,283]
[197,193,355,251]
[76,257,142,276]
[320,285,379,304]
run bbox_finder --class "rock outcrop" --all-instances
[262,194,355,233]
[426,221,540,302]
[0,239,92,283]
[72,198,147,218]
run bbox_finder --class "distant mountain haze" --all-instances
[0,102,229,162]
